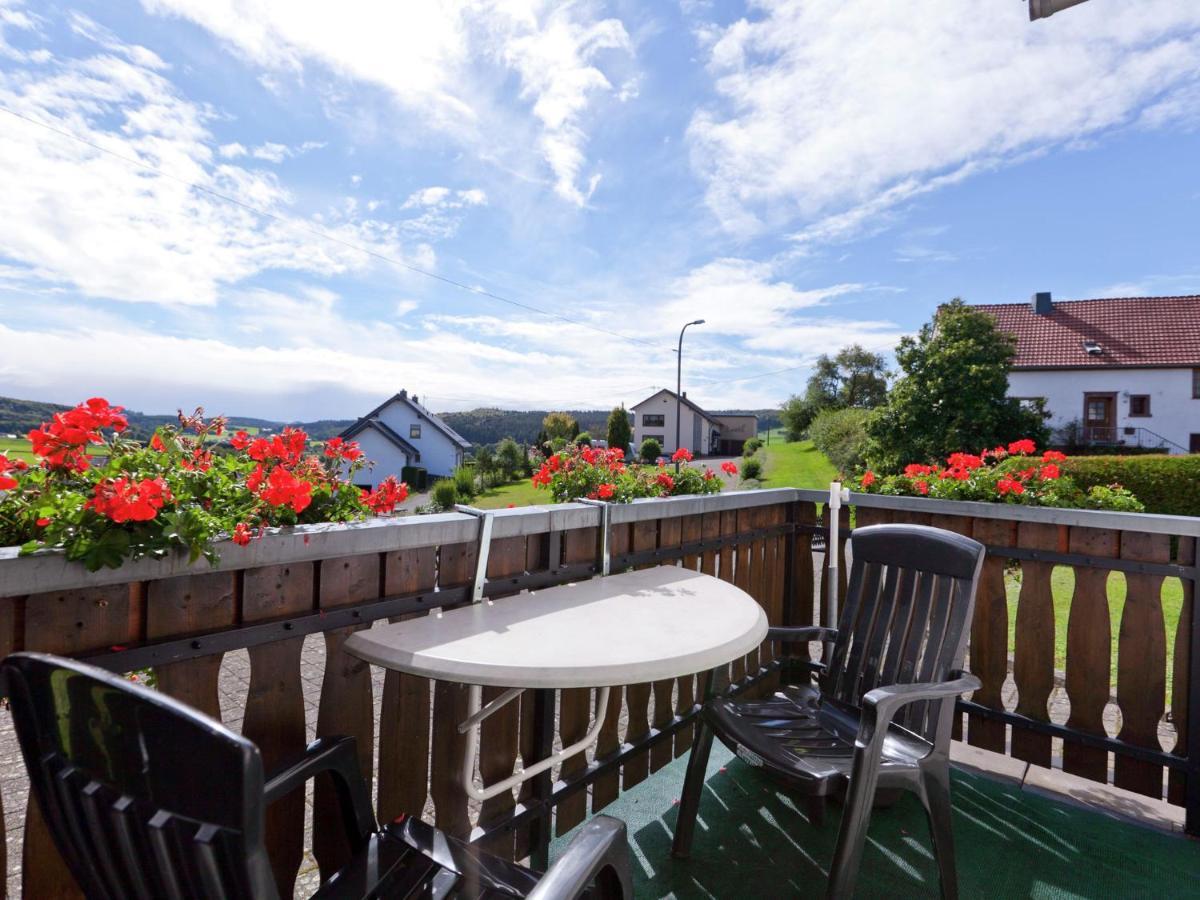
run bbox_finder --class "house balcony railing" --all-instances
[0,487,1195,896]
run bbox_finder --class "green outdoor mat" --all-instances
[551,743,1200,898]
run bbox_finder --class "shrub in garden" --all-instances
[639,437,662,464]
[531,445,723,503]
[742,437,763,456]
[431,479,459,511]
[496,437,525,480]
[452,465,477,500]
[741,457,763,481]
[606,405,632,456]
[1063,454,1200,517]
[855,439,1143,512]
[807,407,871,474]
[575,431,592,446]
[0,397,407,570]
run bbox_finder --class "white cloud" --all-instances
[141,0,633,206]
[689,0,1200,238]
[399,186,490,239]
[0,35,433,305]
[218,141,246,157]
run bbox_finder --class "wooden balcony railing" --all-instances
[0,486,1195,896]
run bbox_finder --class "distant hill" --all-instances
[0,396,353,441]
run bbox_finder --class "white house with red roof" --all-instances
[975,293,1200,454]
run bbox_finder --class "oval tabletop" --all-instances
[344,565,768,689]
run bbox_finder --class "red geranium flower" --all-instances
[86,477,172,523]
[232,523,252,546]
[672,447,693,463]
[362,475,408,514]
[323,437,363,462]
[150,433,167,452]
[946,452,983,471]
[656,472,675,493]
[531,464,552,487]
[720,460,738,476]
[1042,450,1066,462]
[36,517,51,527]
[1007,439,1036,456]
[597,482,615,499]
[231,430,252,450]
[860,470,876,488]
[257,465,313,513]
[997,477,1025,496]
[0,474,15,491]
[915,480,929,495]
[1039,463,1061,480]
[904,463,933,477]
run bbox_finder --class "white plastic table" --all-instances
[345,565,767,804]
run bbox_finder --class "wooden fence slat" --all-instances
[1115,531,1170,798]
[758,504,785,695]
[313,553,381,879]
[674,514,704,756]
[557,527,598,835]
[968,518,1015,754]
[621,521,658,792]
[377,547,438,824]
[790,502,816,665]
[148,571,237,718]
[928,515,973,742]
[1169,536,1196,807]
[514,531,548,860]
[1063,528,1119,784]
[1011,522,1061,769]
[242,562,314,896]
[650,518,680,772]
[0,595,16,900]
[430,541,476,838]
[22,583,143,900]
[475,536,529,858]
[592,524,628,814]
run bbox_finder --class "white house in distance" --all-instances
[340,390,470,487]
[630,389,758,456]
[975,293,1200,454]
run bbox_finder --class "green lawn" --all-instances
[471,477,549,509]
[756,435,838,490]
[0,435,104,462]
[1005,566,1184,692]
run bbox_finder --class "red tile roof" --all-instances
[975,295,1200,369]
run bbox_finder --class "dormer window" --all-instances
[1082,340,1103,356]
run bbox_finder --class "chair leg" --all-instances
[921,765,959,900]
[826,761,882,900]
[670,716,715,859]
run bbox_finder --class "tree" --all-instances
[808,408,872,474]
[780,345,888,441]
[542,411,578,442]
[865,299,1049,471]
[606,405,632,454]
[575,431,592,446]
[474,445,497,486]
[496,437,524,480]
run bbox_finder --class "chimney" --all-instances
[412,395,418,404]
[681,391,687,399]
[398,389,407,399]
[1031,291,1053,315]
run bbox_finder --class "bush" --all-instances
[1063,455,1200,516]
[531,445,723,503]
[452,466,476,500]
[741,458,762,481]
[575,431,592,446]
[431,479,458,510]
[808,408,871,474]
[639,437,662,464]
[742,437,763,456]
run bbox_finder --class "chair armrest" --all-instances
[527,815,633,900]
[264,736,377,848]
[862,670,982,723]
[766,626,838,643]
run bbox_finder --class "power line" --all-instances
[693,363,810,387]
[0,104,669,352]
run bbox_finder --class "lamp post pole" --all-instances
[675,319,705,472]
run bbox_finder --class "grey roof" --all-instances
[632,388,720,423]
[341,417,421,461]
[342,390,471,450]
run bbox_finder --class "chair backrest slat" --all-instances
[821,525,985,744]
[2,653,279,900]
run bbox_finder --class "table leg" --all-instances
[529,688,556,870]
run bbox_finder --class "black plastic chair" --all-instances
[2,652,633,900]
[671,524,986,899]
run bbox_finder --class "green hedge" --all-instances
[1062,455,1200,517]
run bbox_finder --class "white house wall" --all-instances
[631,392,717,455]
[375,402,463,477]
[352,428,411,489]
[1007,367,1200,453]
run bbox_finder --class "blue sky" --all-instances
[1,0,1198,421]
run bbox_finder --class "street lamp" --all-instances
[1028,0,1090,20]
[675,319,705,471]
